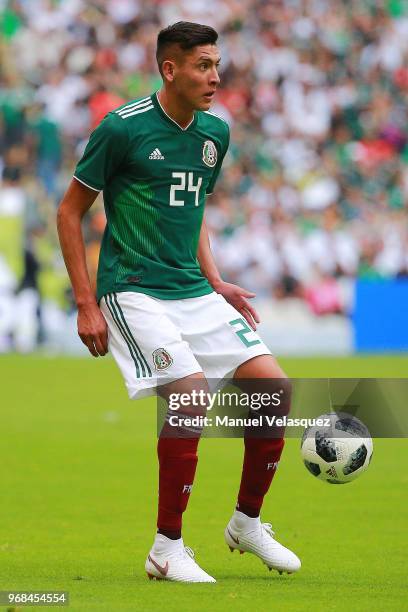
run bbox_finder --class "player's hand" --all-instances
[214,281,260,330]
[77,302,108,357]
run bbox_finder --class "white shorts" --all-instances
[100,291,271,399]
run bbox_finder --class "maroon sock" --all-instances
[157,435,199,533]
[157,528,182,540]
[237,437,285,517]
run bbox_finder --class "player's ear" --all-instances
[162,60,176,83]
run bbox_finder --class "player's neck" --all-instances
[157,89,195,130]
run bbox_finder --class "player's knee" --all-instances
[255,375,292,419]
[276,375,292,418]
[159,373,210,418]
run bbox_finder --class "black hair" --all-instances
[156,21,218,76]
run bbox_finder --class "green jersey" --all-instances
[74,92,230,302]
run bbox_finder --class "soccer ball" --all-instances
[300,412,373,484]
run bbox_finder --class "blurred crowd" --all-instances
[1,0,408,350]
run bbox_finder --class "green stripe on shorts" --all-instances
[105,293,142,378]
[113,293,152,377]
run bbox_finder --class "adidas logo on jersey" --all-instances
[149,148,165,160]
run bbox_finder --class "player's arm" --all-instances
[197,219,260,330]
[57,178,108,357]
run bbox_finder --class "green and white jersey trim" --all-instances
[155,92,195,131]
[115,96,154,119]
[204,110,229,128]
[73,175,101,192]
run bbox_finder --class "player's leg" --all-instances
[225,354,300,573]
[178,293,300,574]
[146,372,216,582]
[155,372,208,541]
[234,355,289,518]
[100,292,215,582]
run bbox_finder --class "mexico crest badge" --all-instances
[152,348,173,370]
[202,140,217,167]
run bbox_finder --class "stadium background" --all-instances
[1,0,408,355]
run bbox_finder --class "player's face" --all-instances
[173,45,221,111]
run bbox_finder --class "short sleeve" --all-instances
[74,113,129,191]
[206,122,230,195]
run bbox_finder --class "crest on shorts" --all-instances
[152,348,173,370]
[202,140,217,167]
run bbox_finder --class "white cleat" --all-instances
[225,510,301,574]
[145,534,216,583]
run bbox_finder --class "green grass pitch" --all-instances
[1,355,407,611]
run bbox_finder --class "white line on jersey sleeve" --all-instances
[73,175,101,192]
[120,104,154,119]
[116,97,152,115]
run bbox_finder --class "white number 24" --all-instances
[169,172,203,207]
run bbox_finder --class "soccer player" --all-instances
[57,21,301,583]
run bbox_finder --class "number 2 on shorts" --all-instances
[229,318,261,348]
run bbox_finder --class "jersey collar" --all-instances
[153,91,197,132]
